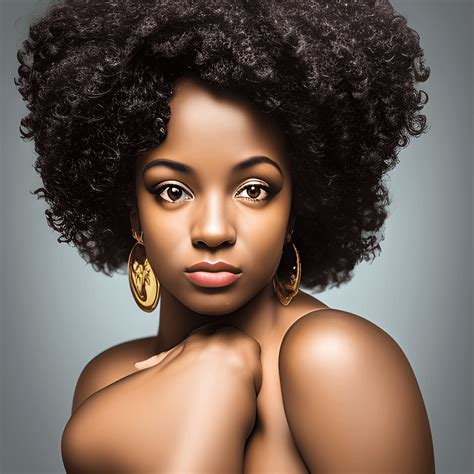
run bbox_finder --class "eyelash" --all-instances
[152,182,274,204]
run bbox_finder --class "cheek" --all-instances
[136,197,190,279]
[240,212,287,273]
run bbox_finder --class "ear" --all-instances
[129,207,141,236]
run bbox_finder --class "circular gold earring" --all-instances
[128,228,160,312]
[272,234,301,306]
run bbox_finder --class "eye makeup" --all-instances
[150,179,278,204]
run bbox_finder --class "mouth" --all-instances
[184,261,242,288]
[185,261,241,273]
[184,271,242,288]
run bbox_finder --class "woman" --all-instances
[16,0,434,471]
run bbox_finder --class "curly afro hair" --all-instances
[15,0,429,292]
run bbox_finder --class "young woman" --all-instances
[16,0,434,471]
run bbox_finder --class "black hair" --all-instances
[15,0,429,291]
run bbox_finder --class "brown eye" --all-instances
[154,183,193,203]
[235,183,272,202]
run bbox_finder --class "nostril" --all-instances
[192,234,236,249]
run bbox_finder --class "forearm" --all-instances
[160,356,257,471]
[62,351,257,473]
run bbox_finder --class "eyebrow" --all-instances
[142,155,283,177]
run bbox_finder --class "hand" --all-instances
[135,321,262,394]
[133,321,220,370]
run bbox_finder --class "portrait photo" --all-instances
[1,0,472,472]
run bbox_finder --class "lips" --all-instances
[184,261,242,288]
[185,261,241,274]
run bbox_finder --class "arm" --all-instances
[278,309,435,473]
[69,340,152,416]
[62,326,261,473]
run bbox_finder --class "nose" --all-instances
[190,192,237,248]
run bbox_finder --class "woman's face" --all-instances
[132,75,293,315]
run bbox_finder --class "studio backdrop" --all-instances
[1,0,472,473]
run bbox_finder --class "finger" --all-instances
[134,352,169,370]
[134,342,185,371]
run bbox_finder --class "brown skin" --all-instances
[62,74,435,472]
[130,73,295,350]
[279,310,436,473]
[62,324,263,473]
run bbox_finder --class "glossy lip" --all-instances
[185,261,241,274]
[184,271,242,288]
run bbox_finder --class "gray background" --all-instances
[1,0,472,472]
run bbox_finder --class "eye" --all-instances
[153,182,193,203]
[235,182,273,202]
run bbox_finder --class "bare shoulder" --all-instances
[70,336,158,415]
[278,308,435,472]
[278,307,416,388]
[280,307,403,357]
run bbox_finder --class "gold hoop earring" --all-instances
[128,229,160,312]
[272,237,301,306]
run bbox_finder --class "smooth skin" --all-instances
[62,323,262,473]
[132,73,294,349]
[61,74,435,473]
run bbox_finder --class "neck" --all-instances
[155,281,281,352]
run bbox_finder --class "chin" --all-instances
[180,290,255,317]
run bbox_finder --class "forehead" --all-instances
[139,76,289,175]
